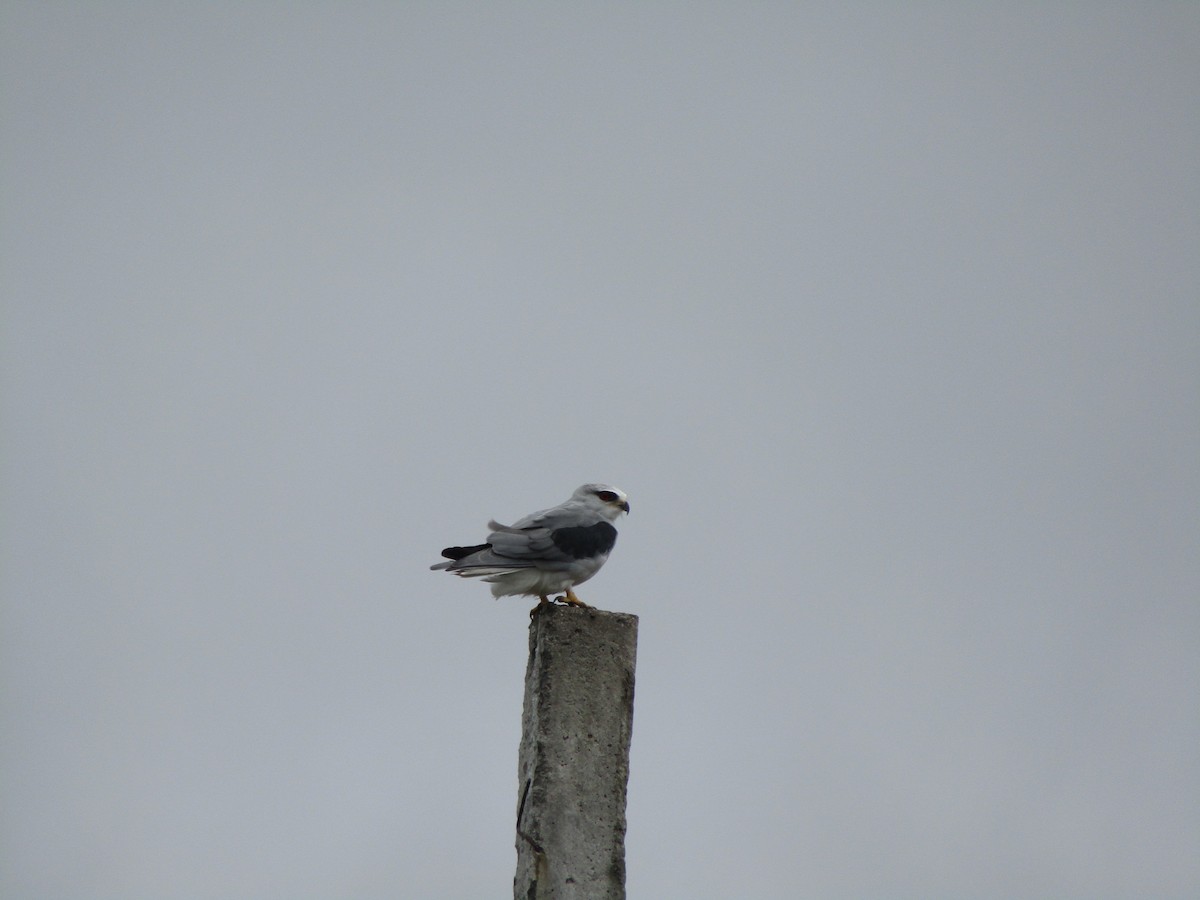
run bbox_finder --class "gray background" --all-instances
[3,4,1197,898]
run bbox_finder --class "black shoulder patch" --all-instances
[550,522,618,559]
[441,543,490,560]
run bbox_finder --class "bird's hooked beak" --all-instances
[620,499,631,513]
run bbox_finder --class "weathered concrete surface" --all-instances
[514,604,639,900]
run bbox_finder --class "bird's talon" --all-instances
[563,589,593,609]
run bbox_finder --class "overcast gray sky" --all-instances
[3,3,1198,898]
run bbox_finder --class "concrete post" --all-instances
[514,604,639,900]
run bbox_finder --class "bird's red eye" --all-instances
[595,490,618,503]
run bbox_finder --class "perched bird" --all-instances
[431,484,630,611]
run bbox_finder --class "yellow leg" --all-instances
[562,588,593,609]
[530,594,551,618]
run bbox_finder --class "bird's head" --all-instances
[574,483,631,520]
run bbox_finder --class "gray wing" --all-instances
[433,503,615,573]
[488,512,617,568]
[428,524,574,574]
[508,499,581,530]
[484,520,580,571]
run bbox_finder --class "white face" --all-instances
[576,483,630,519]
